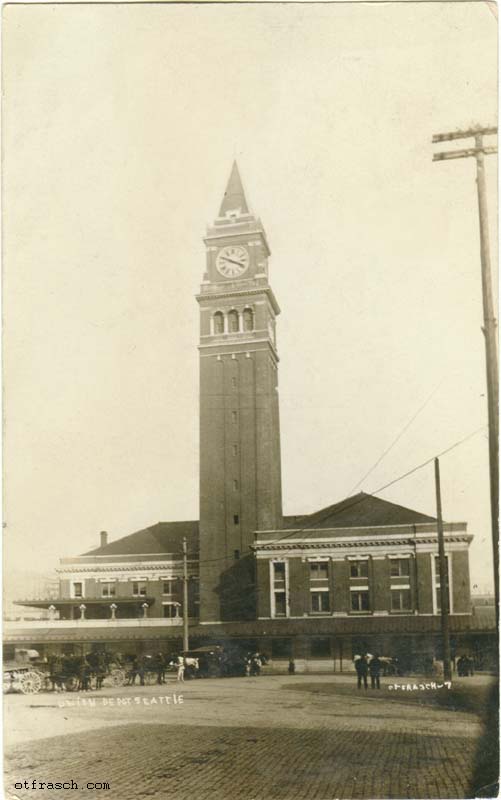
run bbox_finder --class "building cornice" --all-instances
[253,535,471,555]
[198,339,279,363]
[196,286,280,316]
[56,561,199,574]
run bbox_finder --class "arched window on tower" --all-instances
[228,310,239,333]
[214,311,224,334]
[243,308,254,332]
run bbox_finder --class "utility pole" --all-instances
[434,458,452,682]
[182,537,189,652]
[432,126,499,626]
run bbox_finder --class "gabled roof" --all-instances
[83,521,199,557]
[79,495,437,558]
[282,492,437,532]
[219,161,249,216]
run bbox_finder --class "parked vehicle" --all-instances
[3,648,46,694]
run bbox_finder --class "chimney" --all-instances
[100,531,108,548]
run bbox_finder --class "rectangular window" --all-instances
[233,514,239,525]
[436,586,451,612]
[231,411,237,423]
[233,479,239,490]
[350,561,369,578]
[231,377,237,387]
[310,638,331,658]
[162,581,173,595]
[72,582,83,598]
[232,444,238,456]
[132,582,147,597]
[234,549,240,560]
[274,591,287,617]
[101,582,116,598]
[311,590,330,613]
[351,590,370,612]
[435,556,449,576]
[434,556,450,613]
[273,562,285,585]
[309,562,329,580]
[391,588,412,611]
[271,561,288,618]
[390,559,410,577]
[163,604,179,619]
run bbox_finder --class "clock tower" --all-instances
[197,163,283,622]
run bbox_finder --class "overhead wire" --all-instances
[348,380,443,496]
[188,423,487,564]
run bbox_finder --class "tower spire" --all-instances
[219,161,249,217]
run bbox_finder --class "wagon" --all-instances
[3,649,46,694]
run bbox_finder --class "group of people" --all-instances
[354,654,383,689]
[456,654,475,677]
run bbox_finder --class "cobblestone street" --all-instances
[3,674,493,800]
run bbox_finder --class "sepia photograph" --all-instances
[2,2,498,798]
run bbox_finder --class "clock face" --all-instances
[216,246,249,278]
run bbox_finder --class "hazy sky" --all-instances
[3,2,497,596]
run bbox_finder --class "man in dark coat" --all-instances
[369,654,382,689]
[355,655,368,690]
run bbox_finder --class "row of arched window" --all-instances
[212,308,254,335]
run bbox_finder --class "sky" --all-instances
[3,1,498,600]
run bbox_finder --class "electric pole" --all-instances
[432,126,498,626]
[435,458,452,682]
[182,537,189,652]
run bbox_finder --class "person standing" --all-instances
[250,653,262,676]
[138,655,146,687]
[95,652,106,690]
[127,655,139,686]
[156,653,166,685]
[355,655,368,690]
[369,654,382,689]
[177,655,185,682]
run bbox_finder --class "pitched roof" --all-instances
[219,161,249,216]
[80,495,436,557]
[83,521,199,556]
[282,492,437,532]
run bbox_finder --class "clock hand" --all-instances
[221,256,245,267]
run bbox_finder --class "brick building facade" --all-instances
[8,164,483,670]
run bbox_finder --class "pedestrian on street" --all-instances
[127,656,139,686]
[355,654,368,690]
[177,655,185,682]
[156,653,166,685]
[138,655,147,687]
[95,652,106,690]
[369,654,382,689]
[250,653,262,676]
[288,658,296,675]
[78,656,91,691]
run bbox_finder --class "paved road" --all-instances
[3,674,491,800]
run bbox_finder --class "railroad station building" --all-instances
[8,164,492,671]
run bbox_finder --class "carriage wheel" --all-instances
[34,670,51,692]
[19,671,42,695]
[106,669,126,688]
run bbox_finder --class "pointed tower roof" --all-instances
[219,161,249,217]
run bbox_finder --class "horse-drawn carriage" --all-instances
[3,648,127,694]
[3,649,47,695]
